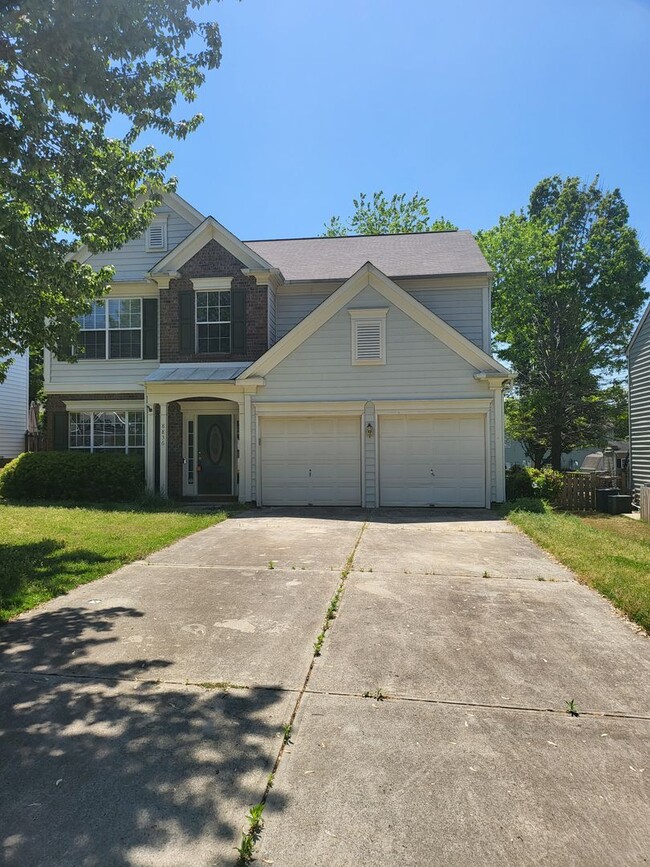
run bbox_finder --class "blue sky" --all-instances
[141,0,650,246]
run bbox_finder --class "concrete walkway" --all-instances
[1,509,649,866]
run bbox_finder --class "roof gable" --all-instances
[151,216,273,275]
[239,262,510,380]
[628,300,650,353]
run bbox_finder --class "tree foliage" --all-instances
[479,176,649,469]
[323,191,456,236]
[0,0,223,378]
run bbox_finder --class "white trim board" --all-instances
[151,216,273,276]
[239,262,511,381]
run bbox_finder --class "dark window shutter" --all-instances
[179,291,195,354]
[231,286,247,354]
[142,299,158,359]
[52,412,68,451]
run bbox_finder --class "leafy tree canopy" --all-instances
[479,176,649,469]
[0,0,222,379]
[323,191,457,236]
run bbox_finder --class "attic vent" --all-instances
[146,221,167,252]
[350,309,388,365]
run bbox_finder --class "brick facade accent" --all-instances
[167,401,183,498]
[160,239,268,364]
[44,393,144,450]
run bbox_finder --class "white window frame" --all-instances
[68,408,145,454]
[349,308,388,366]
[76,298,143,361]
[146,215,168,253]
[195,289,232,355]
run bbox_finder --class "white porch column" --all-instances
[145,401,156,492]
[240,394,252,503]
[159,401,169,497]
[492,386,506,502]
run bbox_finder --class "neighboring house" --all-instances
[504,439,627,472]
[43,192,511,507]
[628,302,650,494]
[0,352,29,462]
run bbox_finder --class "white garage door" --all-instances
[379,414,487,507]
[260,416,361,506]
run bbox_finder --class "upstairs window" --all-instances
[146,219,167,252]
[196,290,231,353]
[349,308,388,365]
[76,299,142,360]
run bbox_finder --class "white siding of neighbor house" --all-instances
[83,205,197,282]
[252,285,496,505]
[0,353,29,459]
[629,310,650,492]
[276,277,488,349]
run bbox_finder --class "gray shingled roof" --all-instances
[244,230,490,282]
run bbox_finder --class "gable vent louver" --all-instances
[147,222,166,251]
[355,321,383,360]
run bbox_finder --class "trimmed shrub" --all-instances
[506,465,564,503]
[0,452,145,502]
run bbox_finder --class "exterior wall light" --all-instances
[366,422,374,439]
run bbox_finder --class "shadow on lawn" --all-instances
[0,605,287,866]
[0,539,113,621]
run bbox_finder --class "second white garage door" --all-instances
[260,416,361,506]
[379,414,487,507]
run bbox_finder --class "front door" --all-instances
[197,415,233,496]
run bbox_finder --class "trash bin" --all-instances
[608,494,632,515]
[595,487,619,512]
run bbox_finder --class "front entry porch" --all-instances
[143,366,264,500]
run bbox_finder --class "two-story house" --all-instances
[44,192,511,507]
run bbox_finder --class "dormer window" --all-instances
[349,308,388,365]
[146,218,168,252]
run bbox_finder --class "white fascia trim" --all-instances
[150,217,274,276]
[241,268,285,288]
[374,398,492,414]
[179,400,241,413]
[241,262,512,380]
[45,385,145,395]
[64,399,145,411]
[254,401,366,416]
[191,277,233,291]
[628,301,650,353]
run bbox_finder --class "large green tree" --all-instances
[480,176,649,469]
[323,191,456,236]
[0,0,223,379]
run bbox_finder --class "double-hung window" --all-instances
[196,290,231,353]
[76,299,142,359]
[69,410,145,453]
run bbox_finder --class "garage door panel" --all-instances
[260,416,361,506]
[379,414,486,507]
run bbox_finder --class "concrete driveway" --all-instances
[1,509,648,866]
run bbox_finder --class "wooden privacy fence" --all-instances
[556,473,623,512]
[25,431,47,453]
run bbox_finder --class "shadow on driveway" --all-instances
[0,606,288,867]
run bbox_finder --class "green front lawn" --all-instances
[0,502,229,622]
[505,502,650,633]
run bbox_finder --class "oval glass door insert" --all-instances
[208,424,224,464]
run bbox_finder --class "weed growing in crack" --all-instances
[565,698,579,717]
[235,832,255,865]
[314,631,325,656]
[268,560,275,570]
[236,802,265,865]
[267,772,275,789]
[196,681,246,691]
[363,687,387,701]
[282,722,293,744]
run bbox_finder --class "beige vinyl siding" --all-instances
[254,285,497,502]
[46,359,157,394]
[629,312,650,492]
[0,352,29,459]
[276,287,337,339]
[84,205,196,282]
